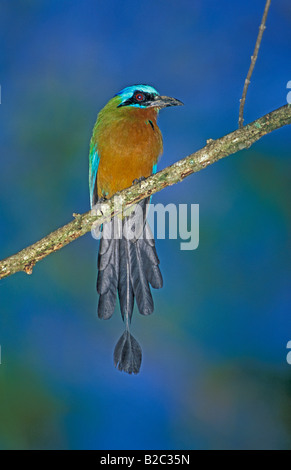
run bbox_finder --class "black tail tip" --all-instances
[113,330,142,374]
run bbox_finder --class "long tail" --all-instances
[96,198,163,374]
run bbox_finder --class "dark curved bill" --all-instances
[147,95,184,109]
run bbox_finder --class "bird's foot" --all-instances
[132,176,146,185]
[95,196,107,216]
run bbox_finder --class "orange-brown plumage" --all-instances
[92,98,163,198]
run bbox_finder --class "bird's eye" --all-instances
[135,93,145,102]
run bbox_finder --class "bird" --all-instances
[89,84,183,374]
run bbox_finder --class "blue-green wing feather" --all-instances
[89,143,100,207]
[148,163,157,204]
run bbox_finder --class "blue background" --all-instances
[0,0,290,450]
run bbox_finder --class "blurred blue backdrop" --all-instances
[0,0,290,450]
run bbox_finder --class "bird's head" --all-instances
[115,85,183,110]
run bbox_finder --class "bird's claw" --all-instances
[96,197,107,216]
[132,176,146,185]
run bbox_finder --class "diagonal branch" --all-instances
[0,103,290,280]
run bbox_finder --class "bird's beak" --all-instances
[147,95,184,109]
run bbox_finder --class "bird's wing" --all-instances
[89,143,100,207]
[90,148,157,208]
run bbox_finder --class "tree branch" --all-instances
[238,0,271,128]
[0,103,290,280]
